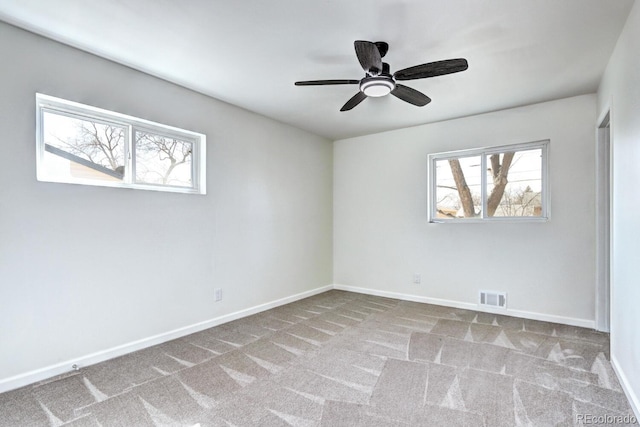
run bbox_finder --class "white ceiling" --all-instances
[0,0,634,140]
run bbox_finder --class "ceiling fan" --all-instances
[295,40,468,111]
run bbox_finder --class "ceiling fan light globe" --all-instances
[360,78,395,97]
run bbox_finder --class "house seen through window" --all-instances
[36,94,206,194]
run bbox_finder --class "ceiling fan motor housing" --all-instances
[360,75,396,97]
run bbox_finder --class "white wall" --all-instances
[334,95,596,325]
[597,0,640,416]
[0,22,333,387]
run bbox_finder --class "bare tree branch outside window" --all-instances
[433,148,543,219]
[135,132,193,187]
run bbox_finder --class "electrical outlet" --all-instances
[413,273,421,284]
[214,288,222,302]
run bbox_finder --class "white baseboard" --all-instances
[611,354,640,420]
[0,284,332,394]
[0,283,600,394]
[333,284,595,329]
[334,284,478,310]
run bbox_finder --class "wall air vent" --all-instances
[479,291,507,309]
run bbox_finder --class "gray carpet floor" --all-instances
[0,290,636,426]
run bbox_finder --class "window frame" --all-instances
[428,140,549,223]
[36,93,206,195]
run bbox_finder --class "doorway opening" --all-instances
[595,111,611,332]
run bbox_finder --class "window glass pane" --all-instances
[135,131,193,188]
[42,111,125,182]
[37,94,205,194]
[435,155,482,219]
[485,148,542,217]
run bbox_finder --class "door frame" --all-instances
[595,104,612,332]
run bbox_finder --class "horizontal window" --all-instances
[36,94,206,194]
[428,140,549,222]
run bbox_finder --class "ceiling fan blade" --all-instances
[391,84,431,107]
[354,40,382,76]
[340,91,367,111]
[394,58,468,81]
[295,79,360,86]
[374,41,389,58]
